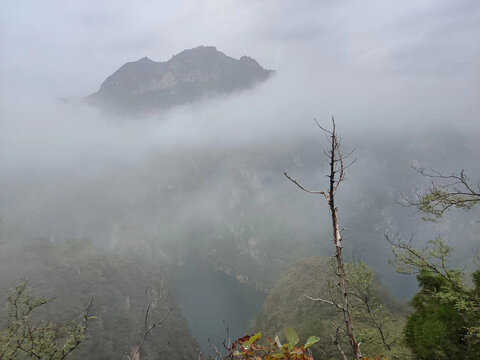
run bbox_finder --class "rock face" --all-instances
[87,46,274,114]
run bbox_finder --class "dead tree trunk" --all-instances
[284,117,363,360]
[327,121,362,359]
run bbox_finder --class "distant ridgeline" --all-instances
[86,46,274,114]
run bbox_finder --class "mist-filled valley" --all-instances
[1,1,480,359]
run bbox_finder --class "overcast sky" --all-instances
[0,0,479,173]
[1,0,478,96]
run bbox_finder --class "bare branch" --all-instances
[208,335,224,360]
[330,320,348,360]
[283,172,327,197]
[131,306,174,360]
[306,295,344,311]
[386,233,474,299]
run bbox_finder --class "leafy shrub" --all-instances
[228,328,319,360]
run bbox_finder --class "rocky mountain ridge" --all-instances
[87,46,274,114]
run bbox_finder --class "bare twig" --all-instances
[386,233,475,301]
[208,335,224,360]
[283,172,327,198]
[222,321,231,351]
[330,320,348,360]
[131,306,174,360]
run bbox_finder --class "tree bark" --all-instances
[327,123,363,360]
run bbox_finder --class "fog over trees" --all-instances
[1,1,479,359]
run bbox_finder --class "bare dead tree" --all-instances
[127,306,173,360]
[126,287,174,360]
[284,117,362,360]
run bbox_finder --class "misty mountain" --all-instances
[2,127,477,295]
[86,46,274,115]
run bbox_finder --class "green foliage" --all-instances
[390,237,455,276]
[394,167,480,359]
[0,281,90,360]
[345,262,412,360]
[413,169,480,222]
[284,327,300,347]
[391,237,480,359]
[0,239,200,360]
[404,269,480,359]
[228,329,319,360]
[255,257,409,360]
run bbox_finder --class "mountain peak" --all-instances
[240,56,260,67]
[175,45,219,55]
[137,56,154,62]
[87,46,274,115]
[168,45,228,65]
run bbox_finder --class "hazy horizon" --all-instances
[0,2,479,359]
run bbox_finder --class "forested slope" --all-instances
[0,239,200,360]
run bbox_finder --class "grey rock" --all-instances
[87,46,274,115]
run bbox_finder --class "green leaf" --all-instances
[248,332,262,345]
[304,335,320,349]
[284,327,299,346]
